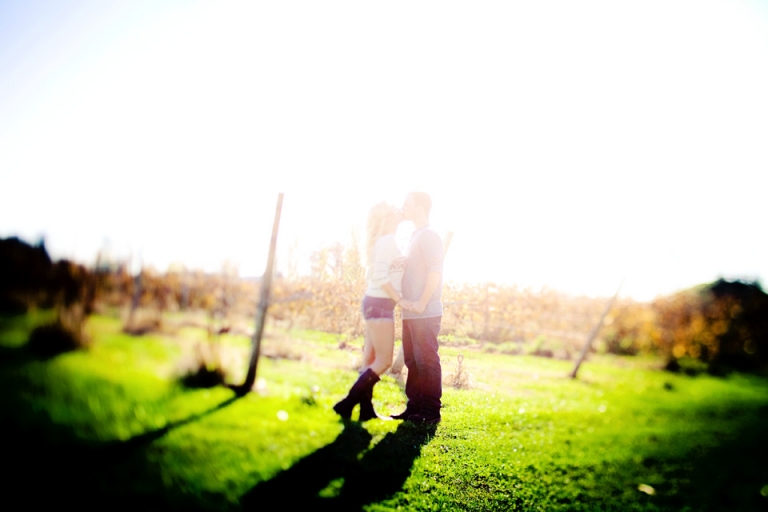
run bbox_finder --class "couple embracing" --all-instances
[333,191,444,425]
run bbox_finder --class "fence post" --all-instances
[235,193,284,395]
[569,279,624,379]
[482,284,490,343]
[126,268,143,330]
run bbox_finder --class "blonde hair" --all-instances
[366,202,399,267]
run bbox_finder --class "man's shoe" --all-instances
[358,406,379,421]
[390,407,418,420]
[407,413,441,425]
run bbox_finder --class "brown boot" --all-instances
[333,369,380,419]
[357,385,378,421]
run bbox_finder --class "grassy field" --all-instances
[1,311,767,511]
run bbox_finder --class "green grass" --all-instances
[1,311,767,511]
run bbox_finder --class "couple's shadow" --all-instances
[241,420,436,510]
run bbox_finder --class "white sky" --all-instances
[1,0,767,301]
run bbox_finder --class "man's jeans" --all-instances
[402,316,442,416]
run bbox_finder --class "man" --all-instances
[394,191,444,424]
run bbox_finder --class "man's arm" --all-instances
[381,281,403,304]
[410,271,441,314]
[408,231,443,314]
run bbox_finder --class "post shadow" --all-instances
[242,421,436,511]
[3,391,243,508]
[100,393,242,460]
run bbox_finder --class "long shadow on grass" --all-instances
[102,393,242,458]
[2,392,242,509]
[242,420,436,510]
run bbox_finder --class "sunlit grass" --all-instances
[1,311,767,510]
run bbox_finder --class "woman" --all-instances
[333,202,405,421]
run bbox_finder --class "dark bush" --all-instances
[179,364,227,389]
[0,295,29,315]
[28,323,76,357]
[664,356,708,376]
[28,320,87,358]
[177,341,228,389]
[0,237,53,313]
[611,278,768,373]
[708,279,768,368]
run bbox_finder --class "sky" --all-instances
[1,0,767,302]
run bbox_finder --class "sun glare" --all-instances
[1,0,766,300]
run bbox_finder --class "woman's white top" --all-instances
[365,234,406,298]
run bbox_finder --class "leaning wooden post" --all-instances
[442,230,454,258]
[569,279,624,379]
[236,193,284,395]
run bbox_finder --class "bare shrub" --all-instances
[388,343,405,376]
[123,307,163,336]
[177,341,228,388]
[261,333,303,361]
[444,353,471,389]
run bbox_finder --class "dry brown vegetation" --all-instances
[3,236,766,375]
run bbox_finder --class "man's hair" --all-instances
[409,191,432,216]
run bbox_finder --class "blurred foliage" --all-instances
[1,237,94,354]
[3,236,767,373]
[605,279,768,373]
[0,237,95,314]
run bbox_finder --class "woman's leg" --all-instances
[334,300,395,420]
[366,319,395,375]
[362,322,376,369]
[357,319,395,421]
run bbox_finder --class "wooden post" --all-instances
[482,283,490,343]
[569,279,624,379]
[127,268,143,329]
[236,193,284,395]
[443,230,454,258]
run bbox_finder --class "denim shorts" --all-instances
[361,295,396,320]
